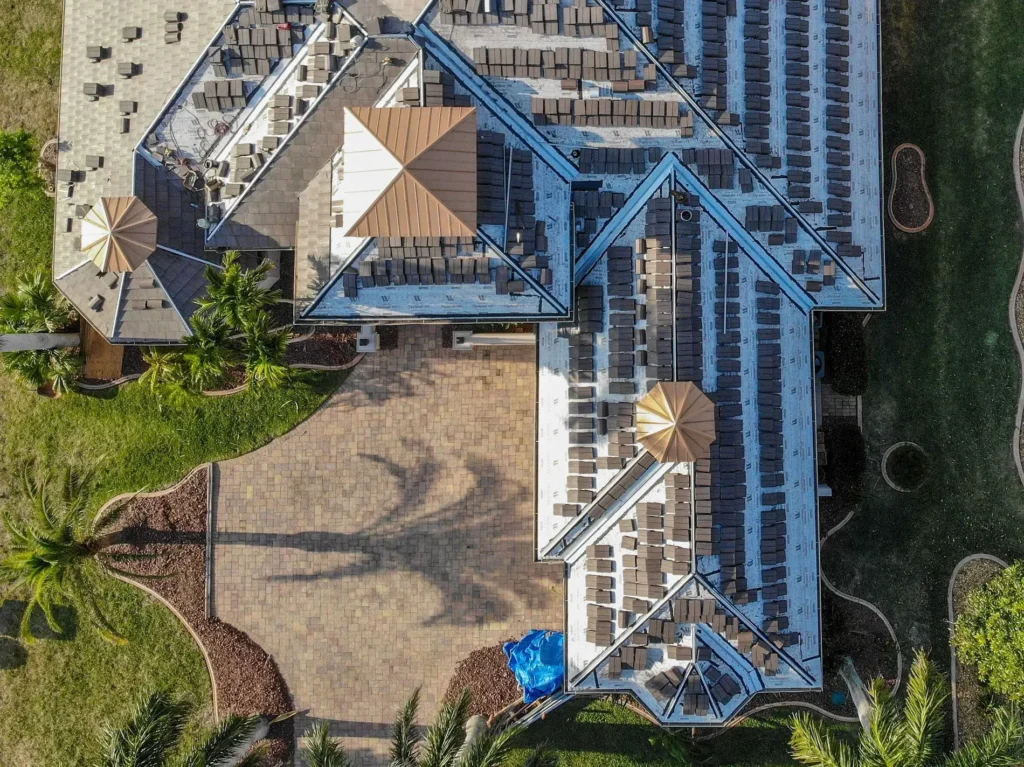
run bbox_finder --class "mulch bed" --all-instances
[442,642,523,719]
[285,330,358,367]
[951,558,1006,745]
[890,144,933,232]
[105,468,294,763]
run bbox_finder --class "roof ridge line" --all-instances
[692,573,816,685]
[300,238,375,318]
[401,106,477,166]
[568,573,697,688]
[575,155,675,283]
[475,227,567,315]
[588,0,880,307]
[668,159,816,314]
[540,452,666,560]
[346,106,403,167]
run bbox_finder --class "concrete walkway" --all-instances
[211,327,563,765]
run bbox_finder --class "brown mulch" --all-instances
[285,330,358,367]
[951,558,1006,745]
[105,468,294,763]
[442,642,522,719]
[890,145,932,231]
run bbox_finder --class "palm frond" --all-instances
[420,689,471,767]
[789,713,856,767]
[302,720,352,767]
[899,650,948,767]
[942,706,1024,767]
[96,691,187,767]
[390,687,421,767]
[180,713,263,767]
[859,678,906,767]
[456,726,519,767]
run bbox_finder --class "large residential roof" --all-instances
[52,0,885,727]
[341,106,478,238]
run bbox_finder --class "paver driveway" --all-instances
[211,327,563,764]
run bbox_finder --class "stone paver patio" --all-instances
[211,327,563,764]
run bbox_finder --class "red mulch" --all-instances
[891,146,931,230]
[106,469,293,762]
[284,330,358,367]
[442,642,522,719]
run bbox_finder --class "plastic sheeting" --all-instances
[504,630,565,704]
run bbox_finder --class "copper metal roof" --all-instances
[81,197,159,274]
[635,381,717,463]
[343,106,478,238]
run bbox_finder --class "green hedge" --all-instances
[823,313,868,395]
[953,562,1024,702]
[822,422,867,506]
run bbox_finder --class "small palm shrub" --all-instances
[242,313,289,390]
[0,465,155,643]
[788,650,1024,767]
[96,690,268,767]
[0,271,81,392]
[197,251,280,332]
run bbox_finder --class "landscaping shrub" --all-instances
[0,130,41,207]
[823,312,868,395]
[822,422,866,506]
[953,562,1024,702]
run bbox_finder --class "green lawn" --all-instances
[823,0,1024,658]
[0,579,211,767]
[0,0,61,137]
[508,699,807,767]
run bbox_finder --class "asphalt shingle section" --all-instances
[294,162,335,314]
[55,261,123,338]
[113,261,189,343]
[134,154,211,260]
[207,37,419,252]
[148,249,212,325]
[54,0,236,277]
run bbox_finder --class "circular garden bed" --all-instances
[888,143,935,233]
[882,442,930,492]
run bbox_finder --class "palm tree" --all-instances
[302,720,352,767]
[790,651,1024,767]
[388,688,523,767]
[0,465,153,643]
[139,347,185,395]
[182,314,236,392]
[97,690,269,767]
[0,271,77,335]
[197,251,280,332]
[242,313,289,390]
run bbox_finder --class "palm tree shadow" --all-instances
[217,446,557,626]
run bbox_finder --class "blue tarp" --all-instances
[504,630,565,703]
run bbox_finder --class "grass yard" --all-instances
[507,699,806,767]
[0,0,62,138]
[0,579,211,767]
[823,0,1024,658]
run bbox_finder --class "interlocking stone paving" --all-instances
[212,327,563,765]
